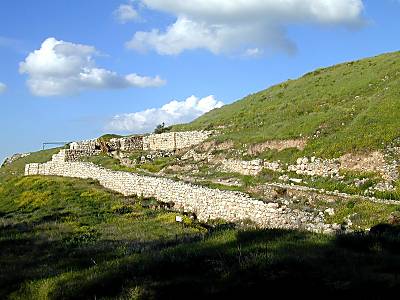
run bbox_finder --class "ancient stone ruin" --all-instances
[21,129,399,234]
[25,149,338,234]
[69,131,213,155]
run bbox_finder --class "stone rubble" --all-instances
[217,158,283,176]
[180,148,397,193]
[219,159,264,176]
[212,154,396,193]
[287,152,398,191]
[260,182,400,206]
[288,156,340,178]
[181,149,209,162]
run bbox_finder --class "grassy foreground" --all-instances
[0,176,204,299]
[0,175,400,299]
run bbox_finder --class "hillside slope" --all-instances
[2,154,400,298]
[0,148,60,183]
[175,51,400,158]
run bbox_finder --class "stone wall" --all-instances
[48,149,101,163]
[24,151,337,234]
[69,131,211,153]
[219,159,264,176]
[218,158,282,176]
[64,149,101,162]
[143,131,212,151]
[109,136,143,152]
[70,140,98,152]
[143,132,175,151]
[68,140,102,160]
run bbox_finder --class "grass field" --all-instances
[1,176,400,299]
[174,51,400,159]
[0,175,205,299]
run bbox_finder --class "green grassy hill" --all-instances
[175,51,400,158]
[0,148,61,183]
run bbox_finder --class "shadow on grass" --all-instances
[1,223,400,299]
[0,236,208,298]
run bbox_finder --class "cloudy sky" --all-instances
[0,0,399,161]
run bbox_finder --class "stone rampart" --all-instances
[64,149,101,162]
[143,131,212,151]
[24,151,336,233]
[70,140,98,152]
[69,131,212,153]
[219,159,264,176]
[218,158,282,176]
[109,136,143,152]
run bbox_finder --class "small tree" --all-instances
[154,122,171,134]
[154,122,165,134]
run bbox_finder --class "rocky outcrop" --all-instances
[339,152,387,175]
[1,153,30,167]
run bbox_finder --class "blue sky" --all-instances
[0,0,399,162]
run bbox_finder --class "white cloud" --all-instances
[0,82,6,94]
[19,37,165,96]
[127,0,365,55]
[114,3,139,23]
[107,95,224,132]
[244,48,263,58]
